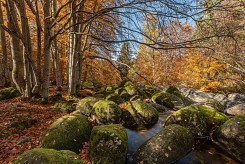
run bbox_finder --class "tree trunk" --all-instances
[41,0,51,99]
[52,0,62,90]
[0,2,9,87]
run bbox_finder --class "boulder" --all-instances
[225,103,245,116]
[92,100,122,124]
[214,115,245,162]
[0,87,19,100]
[133,124,194,164]
[89,124,128,164]
[123,100,159,127]
[105,93,124,104]
[75,97,99,116]
[166,86,184,100]
[228,93,245,102]
[54,100,76,113]
[195,99,225,112]
[13,148,83,164]
[164,105,228,138]
[152,92,175,109]
[41,114,92,153]
[152,92,185,110]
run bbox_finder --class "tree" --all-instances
[117,42,131,80]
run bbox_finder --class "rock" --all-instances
[0,87,19,100]
[10,118,38,131]
[41,114,92,153]
[214,115,245,162]
[16,136,30,145]
[166,86,184,100]
[225,103,245,116]
[123,81,138,96]
[152,92,185,110]
[164,105,228,138]
[179,88,215,103]
[105,93,124,104]
[92,100,122,124]
[75,97,99,116]
[123,100,159,127]
[152,92,175,108]
[133,124,194,164]
[151,103,168,112]
[54,100,76,113]
[228,93,245,102]
[195,99,225,112]
[13,148,83,164]
[89,124,128,164]
[81,81,95,89]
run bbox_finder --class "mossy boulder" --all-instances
[124,81,138,96]
[152,92,174,108]
[0,87,19,100]
[166,86,184,100]
[105,93,124,104]
[92,100,122,124]
[41,114,92,153]
[54,100,76,113]
[123,100,159,127]
[133,124,194,164]
[81,81,95,89]
[75,97,99,116]
[13,148,83,164]
[195,99,225,112]
[164,105,229,138]
[89,124,128,164]
[214,115,245,162]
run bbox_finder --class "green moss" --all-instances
[89,124,128,164]
[93,100,122,124]
[41,114,92,153]
[105,93,124,104]
[165,105,228,137]
[54,101,76,113]
[13,148,83,164]
[75,97,99,116]
[81,81,94,89]
[133,124,194,164]
[166,86,184,100]
[152,92,175,108]
[40,98,48,104]
[10,118,38,131]
[124,100,159,127]
[0,87,19,100]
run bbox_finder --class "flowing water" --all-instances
[126,111,241,164]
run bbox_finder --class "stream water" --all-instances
[126,111,241,164]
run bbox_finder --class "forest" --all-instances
[0,0,244,163]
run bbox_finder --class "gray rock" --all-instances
[89,124,128,164]
[225,103,245,116]
[228,93,245,102]
[214,115,245,163]
[17,137,30,145]
[133,124,194,164]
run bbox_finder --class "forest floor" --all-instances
[0,87,91,164]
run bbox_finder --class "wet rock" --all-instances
[214,115,245,163]
[133,124,194,164]
[164,105,228,138]
[90,124,128,164]
[13,148,83,164]
[41,114,92,153]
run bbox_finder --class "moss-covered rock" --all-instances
[123,100,159,127]
[75,97,99,116]
[93,100,122,124]
[89,124,128,164]
[13,148,83,164]
[54,100,76,113]
[133,124,194,164]
[41,114,92,153]
[152,92,174,108]
[166,86,184,100]
[164,105,229,138]
[0,87,19,100]
[81,81,95,89]
[214,115,245,162]
[105,93,124,104]
[195,99,225,112]
[124,81,138,96]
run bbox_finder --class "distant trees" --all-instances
[117,42,131,80]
